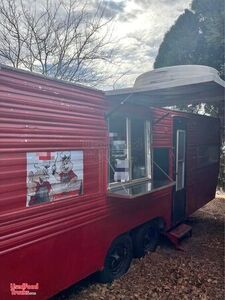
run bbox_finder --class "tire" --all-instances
[99,234,133,283]
[132,223,160,258]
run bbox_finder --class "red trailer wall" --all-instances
[183,113,220,215]
[0,70,174,299]
[151,107,220,216]
[0,69,110,299]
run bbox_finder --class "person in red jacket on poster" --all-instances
[27,164,53,206]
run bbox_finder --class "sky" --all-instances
[0,0,192,90]
[102,0,192,89]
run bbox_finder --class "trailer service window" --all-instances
[108,116,151,185]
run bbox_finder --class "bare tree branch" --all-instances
[0,0,115,85]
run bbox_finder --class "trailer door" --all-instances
[173,117,186,225]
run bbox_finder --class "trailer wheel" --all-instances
[132,223,159,258]
[99,234,133,283]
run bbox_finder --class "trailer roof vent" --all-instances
[133,65,219,89]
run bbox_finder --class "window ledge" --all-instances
[107,179,175,199]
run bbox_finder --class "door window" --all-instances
[176,130,186,191]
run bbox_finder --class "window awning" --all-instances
[105,65,225,107]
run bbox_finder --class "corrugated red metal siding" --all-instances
[0,69,107,214]
[0,68,110,299]
[152,109,172,148]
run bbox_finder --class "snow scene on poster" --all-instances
[26,151,83,207]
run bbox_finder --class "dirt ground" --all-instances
[53,197,224,300]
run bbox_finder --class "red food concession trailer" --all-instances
[0,64,224,299]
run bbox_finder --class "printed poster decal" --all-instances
[27,151,83,207]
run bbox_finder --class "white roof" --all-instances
[105,65,225,106]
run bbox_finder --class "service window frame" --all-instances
[108,114,152,189]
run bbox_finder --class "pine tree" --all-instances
[154,0,225,189]
[154,0,224,78]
